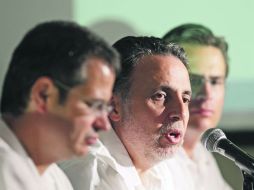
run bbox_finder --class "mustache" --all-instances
[159,122,181,135]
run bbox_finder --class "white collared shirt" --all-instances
[59,129,175,190]
[0,118,43,190]
[42,163,73,190]
[167,143,233,190]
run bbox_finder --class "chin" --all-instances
[71,145,89,157]
[75,149,88,157]
[156,145,180,160]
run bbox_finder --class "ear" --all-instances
[109,94,122,122]
[29,77,55,113]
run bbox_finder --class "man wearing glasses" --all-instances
[60,36,192,190]
[0,21,120,190]
[162,23,232,190]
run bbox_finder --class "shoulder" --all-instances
[0,138,24,170]
[42,163,73,190]
[0,139,42,190]
[0,142,17,190]
[0,138,13,157]
[59,152,99,178]
[58,142,109,190]
[59,141,108,175]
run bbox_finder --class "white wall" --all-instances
[0,0,73,98]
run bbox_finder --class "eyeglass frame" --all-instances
[53,79,113,115]
[190,73,225,99]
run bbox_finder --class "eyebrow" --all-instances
[159,86,192,97]
[209,76,225,80]
[190,73,225,79]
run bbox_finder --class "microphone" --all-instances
[201,128,254,176]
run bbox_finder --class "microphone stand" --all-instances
[242,171,254,190]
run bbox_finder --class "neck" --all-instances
[133,154,154,174]
[114,127,155,174]
[37,164,50,174]
[3,114,54,175]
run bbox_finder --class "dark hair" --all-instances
[112,36,188,99]
[162,23,229,77]
[0,21,120,116]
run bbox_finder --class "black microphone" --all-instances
[201,128,254,176]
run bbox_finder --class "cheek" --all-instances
[211,97,224,126]
[214,92,225,111]
[70,116,96,144]
[146,99,168,115]
[126,100,161,126]
[65,104,96,138]
[66,101,91,119]
[142,100,165,119]
[73,114,96,130]
[184,109,190,125]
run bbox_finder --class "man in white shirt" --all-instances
[0,21,120,190]
[162,23,232,190]
[0,119,43,190]
[60,36,192,190]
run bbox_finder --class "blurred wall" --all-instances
[74,0,254,131]
[1,1,254,130]
[0,0,73,99]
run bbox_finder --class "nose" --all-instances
[167,96,188,123]
[194,82,213,101]
[93,112,111,132]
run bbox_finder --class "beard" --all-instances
[152,123,183,161]
[121,108,183,166]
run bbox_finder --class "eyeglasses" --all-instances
[190,73,225,86]
[53,80,113,115]
[190,73,225,98]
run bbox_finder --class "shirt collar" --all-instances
[0,117,40,177]
[0,118,29,158]
[97,129,142,188]
[97,130,174,189]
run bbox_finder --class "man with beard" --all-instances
[60,36,192,190]
[162,23,232,190]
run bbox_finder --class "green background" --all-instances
[74,0,254,80]
[73,0,254,126]
[1,0,254,128]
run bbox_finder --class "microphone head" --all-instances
[201,128,227,152]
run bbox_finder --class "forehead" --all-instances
[80,58,113,79]
[77,58,115,99]
[130,55,190,92]
[183,44,226,77]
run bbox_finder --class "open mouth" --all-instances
[169,131,180,138]
[164,129,182,145]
